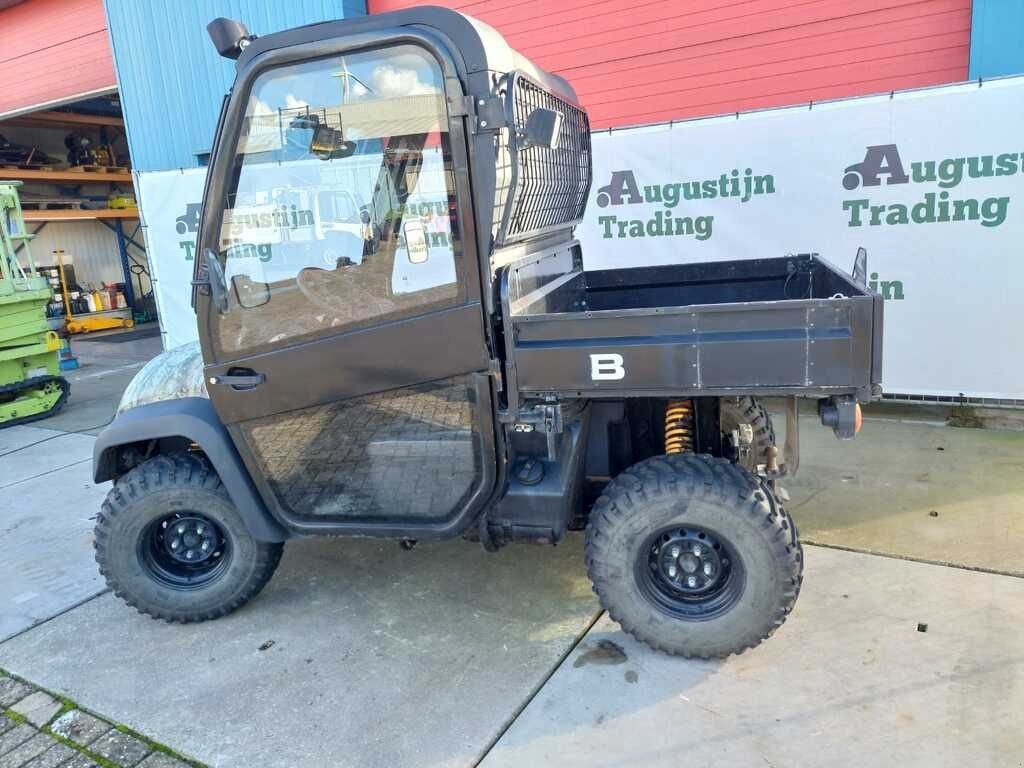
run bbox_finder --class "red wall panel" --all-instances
[368,0,971,128]
[0,0,116,117]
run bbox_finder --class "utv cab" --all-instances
[93,7,882,658]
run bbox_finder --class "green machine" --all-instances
[0,181,69,427]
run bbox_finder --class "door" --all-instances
[196,39,496,536]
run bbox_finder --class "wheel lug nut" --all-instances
[177,525,185,535]
[667,565,677,578]
[201,541,210,551]
[704,562,713,576]
[670,546,681,557]
[185,550,194,560]
[687,576,697,588]
[196,525,204,535]
[692,545,702,556]
[170,539,180,550]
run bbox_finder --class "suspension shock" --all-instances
[664,399,695,454]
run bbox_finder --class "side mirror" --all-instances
[521,107,563,150]
[207,18,253,60]
[231,274,270,309]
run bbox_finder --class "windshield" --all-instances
[213,44,462,356]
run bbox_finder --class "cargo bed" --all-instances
[499,248,883,408]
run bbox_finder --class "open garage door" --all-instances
[0,0,117,120]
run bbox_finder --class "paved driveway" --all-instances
[2,333,1022,767]
[0,426,109,642]
[3,540,1022,768]
[2,537,600,768]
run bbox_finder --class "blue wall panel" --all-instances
[969,0,1024,79]
[104,0,366,172]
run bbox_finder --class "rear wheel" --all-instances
[585,453,802,658]
[720,396,775,470]
[94,452,283,623]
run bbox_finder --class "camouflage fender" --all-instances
[118,340,207,415]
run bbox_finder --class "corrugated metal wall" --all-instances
[0,0,117,118]
[969,1,1024,79]
[28,222,149,294]
[370,0,971,128]
[104,0,367,172]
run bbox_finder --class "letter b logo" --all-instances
[590,353,626,381]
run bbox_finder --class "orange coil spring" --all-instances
[664,399,695,454]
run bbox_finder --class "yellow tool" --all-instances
[55,249,134,334]
[107,194,137,210]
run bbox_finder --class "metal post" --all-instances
[55,249,74,322]
[114,218,136,311]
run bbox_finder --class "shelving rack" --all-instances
[1,166,145,312]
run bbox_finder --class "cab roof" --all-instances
[236,5,580,107]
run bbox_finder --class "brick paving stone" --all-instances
[0,732,54,768]
[23,741,77,768]
[89,730,150,767]
[0,678,34,708]
[49,711,110,747]
[0,678,196,767]
[61,754,100,768]
[0,724,36,755]
[11,692,62,727]
[138,754,193,768]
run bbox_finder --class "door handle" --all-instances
[209,369,265,391]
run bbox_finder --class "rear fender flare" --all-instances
[93,397,289,542]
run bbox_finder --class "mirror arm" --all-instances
[192,249,229,314]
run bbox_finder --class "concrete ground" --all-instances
[784,407,1024,576]
[0,427,107,641]
[45,325,162,435]
[479,548,1024,768]
[2,538,599,768]
[1,325,161,643]
[1,331,1022,767]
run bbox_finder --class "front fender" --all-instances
[93,397,289,542]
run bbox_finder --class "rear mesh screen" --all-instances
[494,72,591,246]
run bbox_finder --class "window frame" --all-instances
[197,30,484,366]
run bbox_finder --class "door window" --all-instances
[214,45,463,357]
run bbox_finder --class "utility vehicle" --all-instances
[93,8,882,658]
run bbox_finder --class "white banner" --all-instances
[139,77,1024,399]
[579,77,1024,400]
[135,168,208,351]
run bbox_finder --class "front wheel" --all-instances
[585,453,802,658]
[95,453,283,623]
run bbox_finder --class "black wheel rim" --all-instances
[138,513,230,590]
[636,525,745,620]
